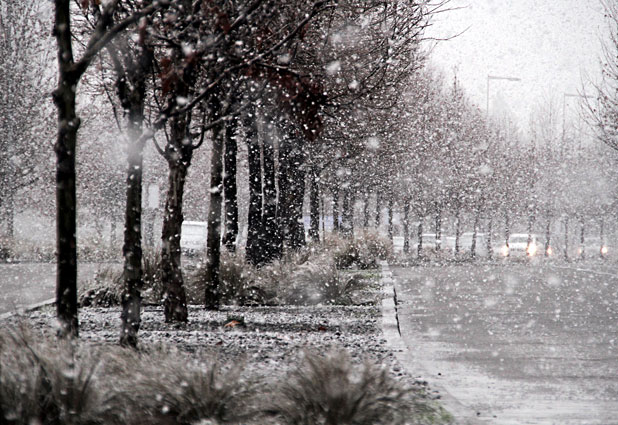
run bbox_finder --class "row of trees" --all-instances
[41,0,447,345]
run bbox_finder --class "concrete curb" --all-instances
[0,298,56,321]
[379,261,493,425]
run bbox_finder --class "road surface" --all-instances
[389,262,618,424]
[0,262,107,316]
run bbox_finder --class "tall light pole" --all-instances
[486,74,521,118]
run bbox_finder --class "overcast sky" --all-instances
[425,0,608,135]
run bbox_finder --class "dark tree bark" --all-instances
[402,199,410,254]
[53,1,81,338]
[222,112,239,252]
[374,192,381,228]
[526,213,536,256]
[486,216,493,260]
[578,216,585,260]
[341,187,353,237]
[544,215,552,257]
[363,191,370,228]
[245,110,264,266]
[308,167,320,242]
[332,186,340,233]
[204,95,225,310]
[277,133,305,250]
[160,114,191,323]
[387,197,394,242]
[563,216,569,261]
[417,221,423,257]
[504,211,511,257]
[110,38,153,347]
[262,125,282,262]
[454,205,461,256]
[470,209,481,258]
[434,205,442,251]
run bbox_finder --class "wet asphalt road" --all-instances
[392,261,618,425]
[0,262,104,316]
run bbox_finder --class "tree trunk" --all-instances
[471,209,480,258]
[578,216,585,260]
[160,115,191,323]
[332,186,340,233]
[504,210,511,257]
[308,168,320,242]
[204,105,225,310]
[374,192,381,229]
[222,113,239,252]
[453,207,461,256]
[544,216,552,257]
[486,216,493,260]
[120,126,145,347]
[526,213,535,256]
[600,217,606,258]
[363,191,370,229]
[245,110,264,266]
[117,57,150,345]
[387,197,394,242]
[563,216,569,261]
[402,199,410,254]
[0,190,15,239]
[435,206,442,251]
[53,0,79,338]
[341,187,353,237]
[417,221,423,257]
[278,134,305,250]
[262,128,281,262]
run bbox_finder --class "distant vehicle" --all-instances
[180,221,207,254]
[455,232,488,256]
[576,237,609,259]
[498,233,551,258]
[417,233,442,250]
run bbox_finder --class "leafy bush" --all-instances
[268,350,440,425]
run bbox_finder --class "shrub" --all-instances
[268,350,430,425]
[79,248,165,307]
[0,325,116,425]
[189,253,274,306]
[128,346,254,424]
[329,231,392,270]
[277,255,357,305]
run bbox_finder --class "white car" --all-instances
[180,221,207,254]
[455,232,488,256]
[576,237,610,259]
[498,233,551,258]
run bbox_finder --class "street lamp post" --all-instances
[486,74,521,118]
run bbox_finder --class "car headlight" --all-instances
[546,246,553,255]
[527,243,537,256]
[601,246,609,255]
[501,245,509,256]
